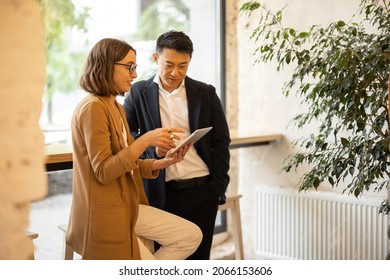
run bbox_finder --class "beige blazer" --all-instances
[66,94,158,259]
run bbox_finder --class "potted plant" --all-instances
[240,0,390,213]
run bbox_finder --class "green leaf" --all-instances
[286,51,292,64]
[240,1,261,12]
[337,20,346,27]
[340,137,349,147]
[299,32,309,38]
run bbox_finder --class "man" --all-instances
[124,30,230,260]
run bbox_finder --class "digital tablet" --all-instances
[166,127,213,156]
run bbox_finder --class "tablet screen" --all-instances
[166,127,213,156]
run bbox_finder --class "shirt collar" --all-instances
[153,75,185,94]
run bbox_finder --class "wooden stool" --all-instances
[58,224,74,260]
[26,231,38,260]
[218,194,244,260]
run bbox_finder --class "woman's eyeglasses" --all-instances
[115,62,137,74]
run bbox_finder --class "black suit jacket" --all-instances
[123,76,230,208]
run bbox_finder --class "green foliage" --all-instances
[36,0,90,122]
[133,0,189,41]
[240,0,390,198]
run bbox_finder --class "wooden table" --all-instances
[45,144,73,172]
[45,133,283,172]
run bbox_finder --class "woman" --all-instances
[66,38,202,260]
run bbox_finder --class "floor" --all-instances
[28,193,80,260]
[28,193,234,260]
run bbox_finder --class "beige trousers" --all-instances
[135,204,202,260]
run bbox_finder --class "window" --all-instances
[40,0,225,145]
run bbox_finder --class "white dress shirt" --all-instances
[153,75,209,181]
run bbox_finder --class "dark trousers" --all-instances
[165,182,220,260]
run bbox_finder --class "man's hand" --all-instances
[152,143,193,170]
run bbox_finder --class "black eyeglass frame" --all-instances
[115,62,137,74]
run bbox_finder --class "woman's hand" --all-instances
[143,127,184,149]
[152,143,193,170]
[131,127,184,159]
[147,127,184,157]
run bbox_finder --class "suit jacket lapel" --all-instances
[185,77,201,132]
[144,77,161,128]
[143,76,200,131]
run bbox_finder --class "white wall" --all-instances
[231,0,388,259]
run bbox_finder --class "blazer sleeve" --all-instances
[75,100,143,185]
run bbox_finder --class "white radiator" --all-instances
[255,186,389,260]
